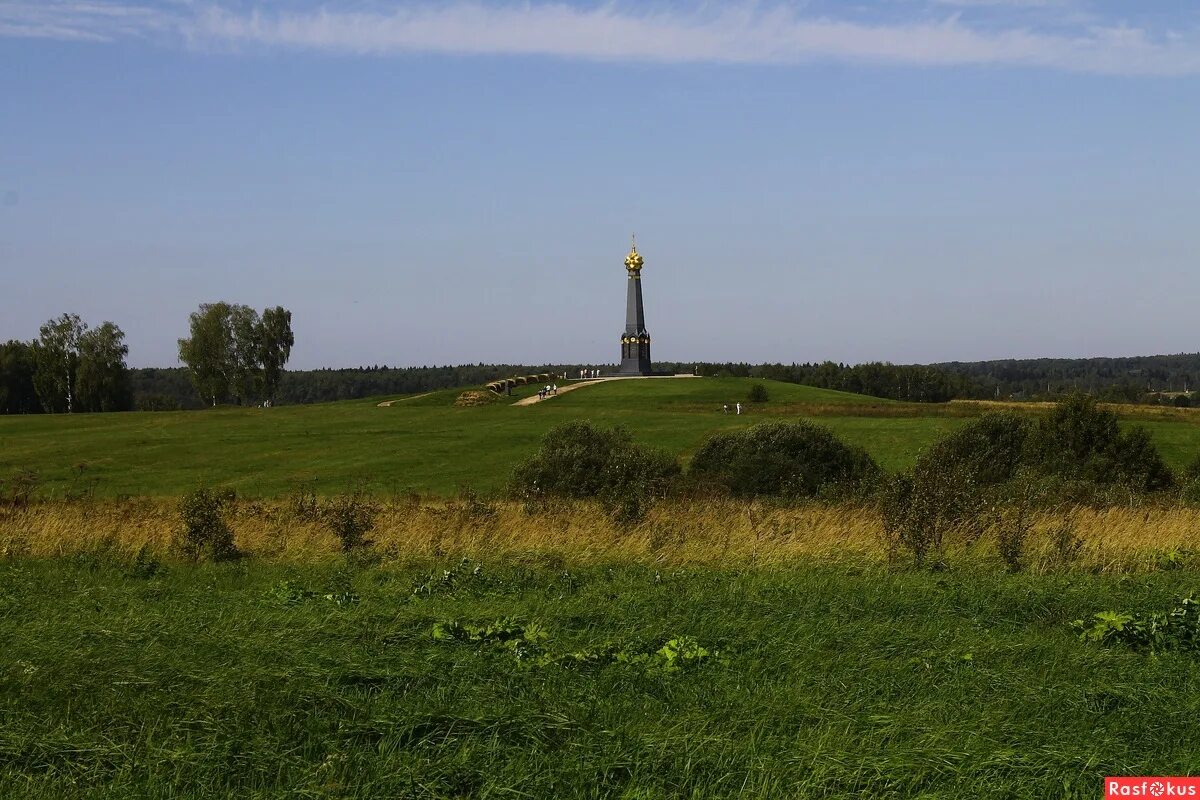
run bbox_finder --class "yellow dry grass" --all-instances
[4,498,1200,573]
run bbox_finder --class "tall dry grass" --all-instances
[4,497,1200,572]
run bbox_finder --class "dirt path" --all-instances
[512,374,700,406]
[376,392,433,408]
[511,378,619,406]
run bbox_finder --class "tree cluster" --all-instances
[0,314,132,414]
[177,303,294,407]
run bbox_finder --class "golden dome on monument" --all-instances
[624,236,644,272]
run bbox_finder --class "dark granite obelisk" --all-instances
[618,237,652,375]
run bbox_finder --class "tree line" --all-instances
[132,363,587,410]
[11,320,1200,413]
[932,354,1200,403]
[660,361,979,403]
[1,302,294,414]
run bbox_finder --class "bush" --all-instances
[509,421,680,523]
[1174,394,1191,408]
[324,488,380,551]
[920,412,1031,488]
[1108,426,1176,493]
[747,383,769,404]
[1026,393,1174,493]
[177,487,238,561]
[879,458,983,567]
[689,420,880,499]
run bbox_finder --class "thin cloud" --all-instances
[5,1,1200,76]
[0,1,175,41]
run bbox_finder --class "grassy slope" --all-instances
[2,557,1198,798]
[2,377,1199,497]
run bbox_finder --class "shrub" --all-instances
[747,383,769,404]
[177,487,238,561]
[324,488,380,551]
[509,421,680,523]
[879,458,983,567]
[688,420,880,499]
[1108,426,1176,493]
[919,412,1031,487]
[1174,394,1191,408]
[1026,393,1174,493]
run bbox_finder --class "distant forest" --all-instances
[11,353,1200,413]
[932,354,1200,402]
[121,353,1200,411]
[697,355,1200,404]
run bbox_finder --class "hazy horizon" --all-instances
[4,1,1200,370]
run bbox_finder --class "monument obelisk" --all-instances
[618,236,652,375]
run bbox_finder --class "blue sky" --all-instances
[2,1,1199,369]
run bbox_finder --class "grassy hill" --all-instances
[4,376,1200,497]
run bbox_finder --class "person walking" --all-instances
[736,402,742,415]
[723,404,729,414]
[552,383,558,395]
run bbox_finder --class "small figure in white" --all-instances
[552,383,558,395]
[723,404,729,414]
[736,402,742,415]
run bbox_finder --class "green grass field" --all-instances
[3,556,1198,798]
[6,379,1200,799]
[4,377,1200,497]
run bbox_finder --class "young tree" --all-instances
[0,340,40,414]
[77,322,132,412]
[178,302,234,407]
[259,306,294,405]
[33,313,87,413]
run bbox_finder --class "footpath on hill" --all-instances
[376,392,434,408]
[513,374,700,406]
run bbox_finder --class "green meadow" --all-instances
[4,557,1199,799]
[7,379,1200,799]
[3,377,1200,498]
